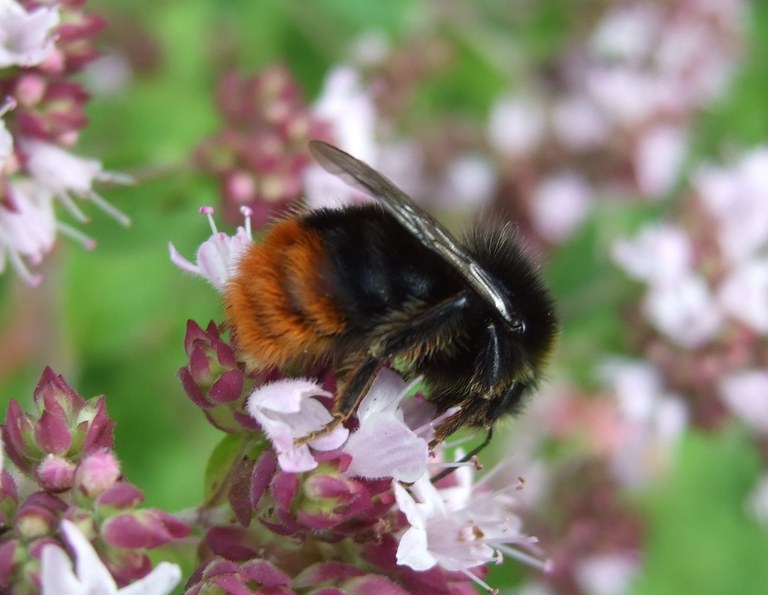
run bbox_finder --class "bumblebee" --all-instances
[225,141,559,451]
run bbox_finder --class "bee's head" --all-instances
[465,225,560,381]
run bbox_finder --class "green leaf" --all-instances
[204,434,247,504]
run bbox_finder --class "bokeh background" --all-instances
[2,1,768,593]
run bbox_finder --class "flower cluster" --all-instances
[194,65,332,227]
[484,0,745,246]
[612,145,768,526]
[170,207,545,594]
[0,0,130,286]
[0,367,188,593]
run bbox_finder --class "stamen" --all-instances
[460,568,498,594]
[496,543,552,573]
[414,405,461,437]
[57,221,96,250]
[240,206,253,240]
[200,206,218,235]
[7,248,41,287]
[87,191,130,227]
[55,191,89,223]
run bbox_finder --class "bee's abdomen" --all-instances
[224,218,347,367]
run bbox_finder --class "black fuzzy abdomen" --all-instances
[301,205,460,329]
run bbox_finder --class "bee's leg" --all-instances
[335,291,471,419]
[429,427,493,484]
[294,356,382,445]
[294,293,470,446]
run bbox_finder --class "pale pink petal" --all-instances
[719,370,768,435]
[396,526,435,571]
[118,563,181,595]
[248,379,331,415]
[718,259,768,333]
[575,553,638,595]
[531,172,592,242]
[643,275,722,347]
[634,126,687,198]
[55,519,118,592]
[488,95,545,156]
[0,0,59,68]
[356,368,407,420]
[40,544,85,594]
[345,417,428,482]
[612,223,692,284]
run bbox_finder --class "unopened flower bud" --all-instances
[36,455,76,492]
[74,450,120,497]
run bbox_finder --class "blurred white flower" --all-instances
[305,66,378,209]
[602,360,687,485]
[531,171,592,242]
[590,3,660,64]
[488,95,545,157]
[437,154,497,209]
[634,126,687,198]
[0,0,59,68]
[719,370,768,435]
[574,553,639,595]
[612,223,692,285]
[643,273,722,348]
[551,94,609,151]
[586,67,675,128]
[718,258,768,333]
[695,148,768,264]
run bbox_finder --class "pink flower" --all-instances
[437,155,497,210]
[601,360,687,485]
[21,138,131,226]
[0,0,59,68]
[694,148,768,264]
[394,469,546,591]
[169,206,252,291]
[718,258,768,333]
[488,95,545,157]
[530,172,592,243]
[0,181,56,286]
[633,125,687,198]
[40,520,181,595]
[574,553,639,595]
[247,379,349,473]
[551,94,609,151]
[342,368,429,483]
[304,67,378,209]
[612,223,692,285]
[642,273,722,348]
[719,370,768,435]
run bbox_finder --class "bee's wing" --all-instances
[309,140,519,327]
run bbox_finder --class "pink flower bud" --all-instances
[36,455,76,492]
[101,509,189,549]
[74,450,120,497]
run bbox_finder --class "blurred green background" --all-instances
[1,1,768,593]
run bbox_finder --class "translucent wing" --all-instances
[309,140,520,327]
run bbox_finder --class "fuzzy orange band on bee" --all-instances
[224,218,346,368]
